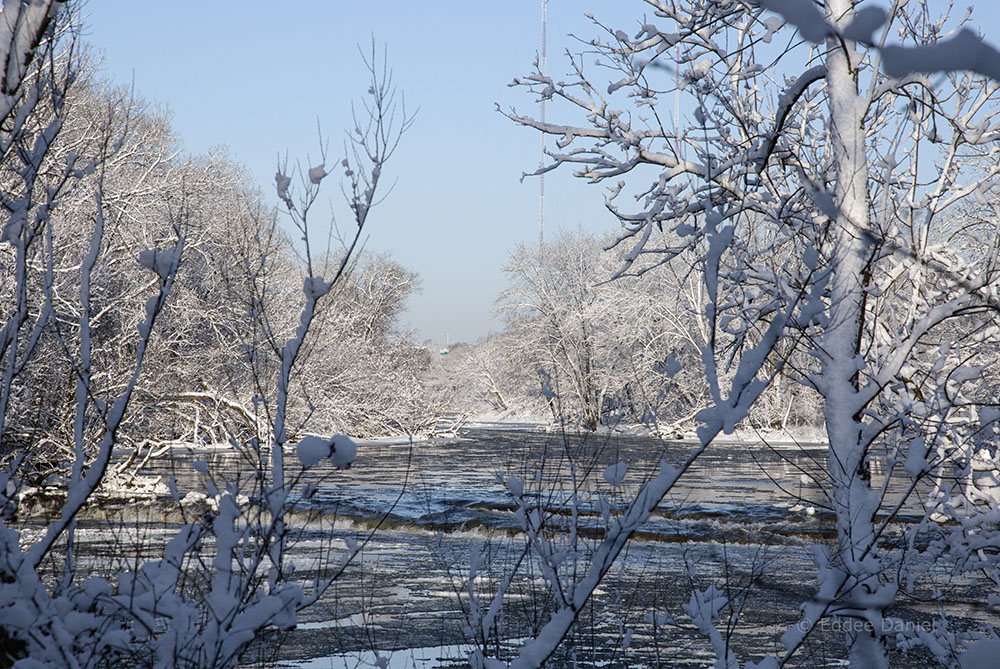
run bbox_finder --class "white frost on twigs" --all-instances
[507,475,524,498]
[0,210,24,243]
[296,434,357,469]
[904,436,928,478]
[758,0,1000,82]
[303,275,332,300]
[755,1,893,48]
[328,435,357,469]
[654,354,682,378]
[760,17,783,44]
[296,435,333,468]
[808,186,839,220]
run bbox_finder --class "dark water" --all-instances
[301,429,838,544]
[61,428,982,667]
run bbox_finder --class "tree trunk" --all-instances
[823,2,888,666]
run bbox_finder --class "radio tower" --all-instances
[538,0,548,246]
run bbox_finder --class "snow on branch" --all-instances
[753,1,1000,81]
[881,28,1000,81]
[755,65,828,173]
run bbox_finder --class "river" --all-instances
[59,427,987,667]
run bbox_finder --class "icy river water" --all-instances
[64,427,983,667]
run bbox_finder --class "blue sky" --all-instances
[82,1,645,344]
[82,2,999,344]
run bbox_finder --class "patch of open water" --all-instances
[50,428,991,667]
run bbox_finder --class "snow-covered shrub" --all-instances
[0,13,411,667]
[477,1,1000,667]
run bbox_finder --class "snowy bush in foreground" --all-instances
[0,8,411,666]
[473,1,1000,667]
[296,434,357,469]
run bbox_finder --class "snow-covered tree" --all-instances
[481,1,1000,666]
[1,76,431,485]
[287,251,435,437]
[0,11,414,665]
[498,229,704,431]
[500,231,612,430]
[0,79,263,481]
[494,227,815,434]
